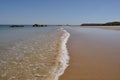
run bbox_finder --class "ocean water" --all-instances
[0,25,70,80]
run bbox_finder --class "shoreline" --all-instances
[80,26,120,30]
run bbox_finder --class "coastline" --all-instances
[80,26,120,30]
[60,27,120,80]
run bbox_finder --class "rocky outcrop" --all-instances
[33,24,47,27]
[10,25,24,27]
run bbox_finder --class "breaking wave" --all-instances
[0,27,70,80]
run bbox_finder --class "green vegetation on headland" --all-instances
[105,22,120,26]
[81,22,120,26]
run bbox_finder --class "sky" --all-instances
[0,0,120,25]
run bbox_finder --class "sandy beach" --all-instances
[81,26,120,30]
[60,27,120,80]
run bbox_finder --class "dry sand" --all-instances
[81,26,120,30]
[60,27,120,80]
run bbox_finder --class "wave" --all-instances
[0,27,70,80]
[54,28,70,80]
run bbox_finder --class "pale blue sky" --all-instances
[0,0,120,25]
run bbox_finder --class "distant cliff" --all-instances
[81,22,120,26]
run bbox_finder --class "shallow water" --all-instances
[0,26,70,80]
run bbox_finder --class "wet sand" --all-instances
[60,27,120,80]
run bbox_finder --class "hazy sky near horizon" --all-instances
[0,0,120,24]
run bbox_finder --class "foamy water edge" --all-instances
[54,28,70,80]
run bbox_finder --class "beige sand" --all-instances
[81,26,120,30]
[60,27,120,80]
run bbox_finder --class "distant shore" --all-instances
[80,26,120,30]
[80,22,120,30]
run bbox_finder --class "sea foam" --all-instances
[0,27,70,80]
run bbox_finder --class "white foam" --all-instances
[54,28,70,80]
